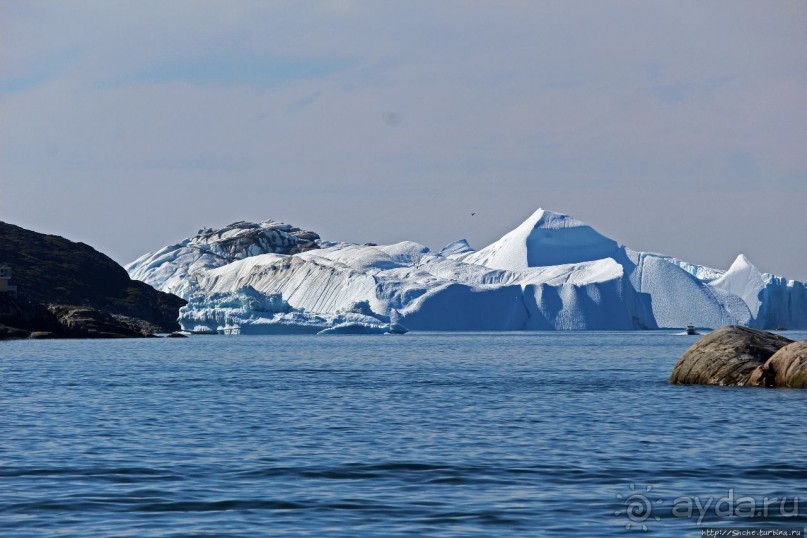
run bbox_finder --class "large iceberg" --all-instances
[126,208,807,332]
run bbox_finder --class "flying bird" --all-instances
[470,212,476,216]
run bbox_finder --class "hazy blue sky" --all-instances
[2,1,806,279]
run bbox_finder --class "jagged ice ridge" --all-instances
[126,209,807,333]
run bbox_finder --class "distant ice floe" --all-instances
[126,208,807,333]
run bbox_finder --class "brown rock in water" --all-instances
[748,341,807,388]
[669,325,793,386]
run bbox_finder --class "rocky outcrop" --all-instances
[748,341,807,388]
[669,325,793,386]
[670,325,807,388]
[47,305,152,338]
[29,331,57,339]
[0,294,61,336]
[0,295,159,339]
[0,324,30,339]
[0,221,186,339]
[166,332,188,338]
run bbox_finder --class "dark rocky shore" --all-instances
[670,325,807,388]
[0,222,185,339]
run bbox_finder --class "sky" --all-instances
[1,1,806,279]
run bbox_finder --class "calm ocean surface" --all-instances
[1,332,806,537]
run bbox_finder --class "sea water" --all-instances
[1,332,806,536]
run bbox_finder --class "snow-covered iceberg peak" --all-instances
[463,208,620,271]
[125,219,320,298]
[711,254,766,317]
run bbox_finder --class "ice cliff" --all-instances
[126,208,807,332]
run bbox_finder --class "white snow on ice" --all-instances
[126,208,807,333]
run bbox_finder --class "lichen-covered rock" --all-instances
[748,341,807,388]
[669,325,792,386]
